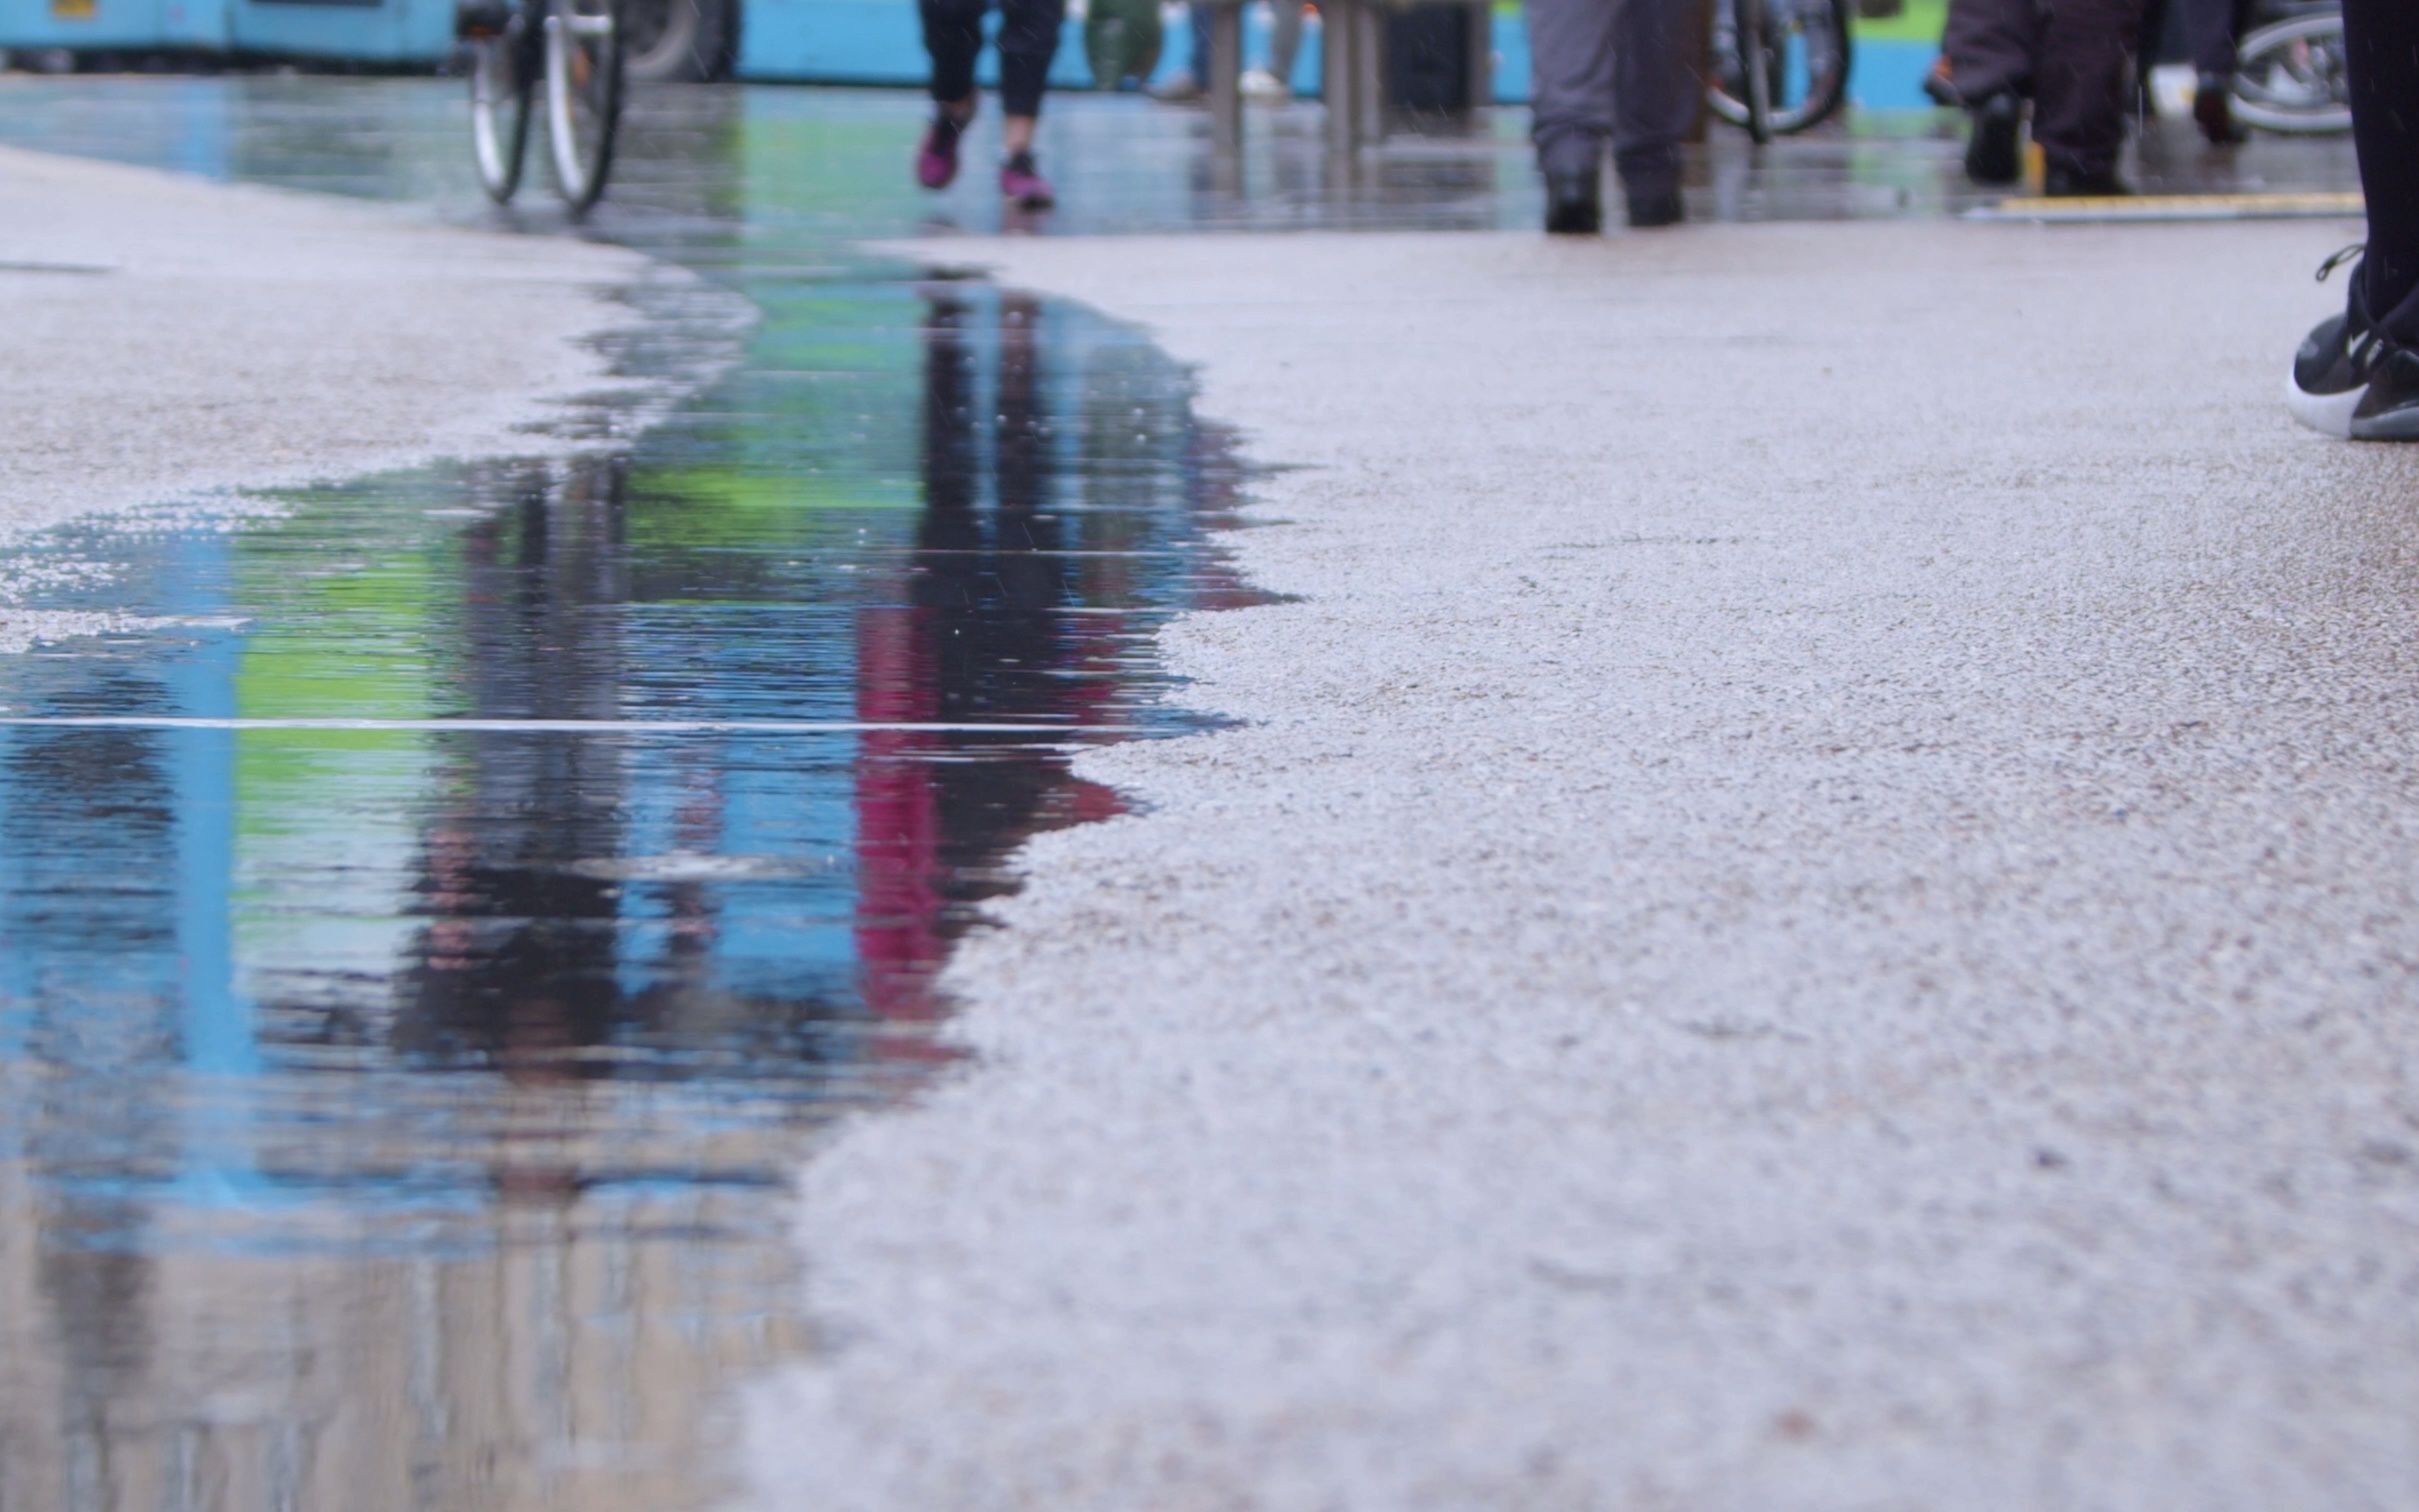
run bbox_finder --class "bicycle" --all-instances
[461,0,627,215]
[2229,1,2349,136]
[1709,0,1853,143]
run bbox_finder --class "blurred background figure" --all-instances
[915,0,1064,207]
[1153,1,1312,102]
[1527,0,1698,233]
[2138,0,2250,143]
[1940,0,2148,195]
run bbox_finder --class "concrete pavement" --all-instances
[745,220,2419,1509]
[0,143,661,652]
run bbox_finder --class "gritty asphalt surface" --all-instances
[744,221,2419,1510]
[0,143,658,651]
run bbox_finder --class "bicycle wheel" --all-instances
[545,0,625,215]
[2231,13,2352,135]
[467,13,535,203]
[1707,0,1853,138]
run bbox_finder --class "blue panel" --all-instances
[229,0,453,63]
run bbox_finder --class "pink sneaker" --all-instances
[999,151,1054,210]
[915,111,969,191]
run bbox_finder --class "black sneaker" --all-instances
[2349,346,2419,442]
[1964,91,2021,186]
[2287,246,2381,439]
[1543,170,1602,236]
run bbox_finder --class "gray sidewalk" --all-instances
[746,220,2419,1509]
[0,143,651,650]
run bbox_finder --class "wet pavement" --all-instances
[0,84,1265,1505]
[0,72,2372,1512]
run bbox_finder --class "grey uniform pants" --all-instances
[1527,0,1700,191]
[1944,0,2146,179]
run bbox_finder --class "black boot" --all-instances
[1963,91,2021,185]
[1543,170,1602,235]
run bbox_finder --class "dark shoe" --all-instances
[916,109,970,191]
[2350,348,2419,442]
[1963,92,2021,186]
[2287,247,2375,438]
[999,150,1055,210]
[1625,186,1684,229]
[2193,72,2246,145]
[2042,165,2133,197]
[1543,170,1602,235]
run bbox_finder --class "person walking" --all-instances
[2286,0,2419,441]
[1941,0,2147,195]
[914,0,1064,209]
[1528,0,1699,233]
[2136,0,2250,142]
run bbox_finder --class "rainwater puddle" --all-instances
[0,273,1258,1508]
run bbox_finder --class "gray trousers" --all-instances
[1527,0,1700,191]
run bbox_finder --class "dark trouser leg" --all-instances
[1609,0,1698,194]
[1528,0,1619,177]
[2178,0,2242,77]
[998,0,1066,117]
[1942,0,2038,100]
[921,0,985,104]
[2345,0,2419,346]
[1189,3,1214,76]
[2030,0,2144,179]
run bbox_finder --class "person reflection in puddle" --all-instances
[854,292,1124,1030]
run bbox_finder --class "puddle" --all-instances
[0,275,1258,1507]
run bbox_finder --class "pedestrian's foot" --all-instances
[2193,71,2246,145]
[1000,150,1055,210]
[2042,164,2132,197]
[1963,91,2021,186]
[1149,70,1203,103]
[1240,67,1287,101]
[2347,348,2419,441]
[2286,255,2418,440]
[1625,186,1684,229]
[916,107,972,191]
[1543,170,1601,235]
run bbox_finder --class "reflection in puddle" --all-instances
[0,283,1257,1509]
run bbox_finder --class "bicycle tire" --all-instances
[468,18,535,204]
[1707,0,1852,137]
[545,0,625,216]
[2230,13,2352,136]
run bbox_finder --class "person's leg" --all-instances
[1940,0,2037,100]
[1942,0,2038,183]
[1528,0,1618,230]
[915,0,985,189]
[2030,0,2145,190]
[1608,0,1696,225]
[2344,0,2419,349]
[2178,0,2245,141]
[920,0,985,111]
[2289,0,2419,435]
[1266,1,1306,88]
[997,0,1066,203]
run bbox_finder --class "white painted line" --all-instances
[0,716,1145,735]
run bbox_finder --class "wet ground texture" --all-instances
[0,74,2368,1512]
[0,78,1277,1512]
